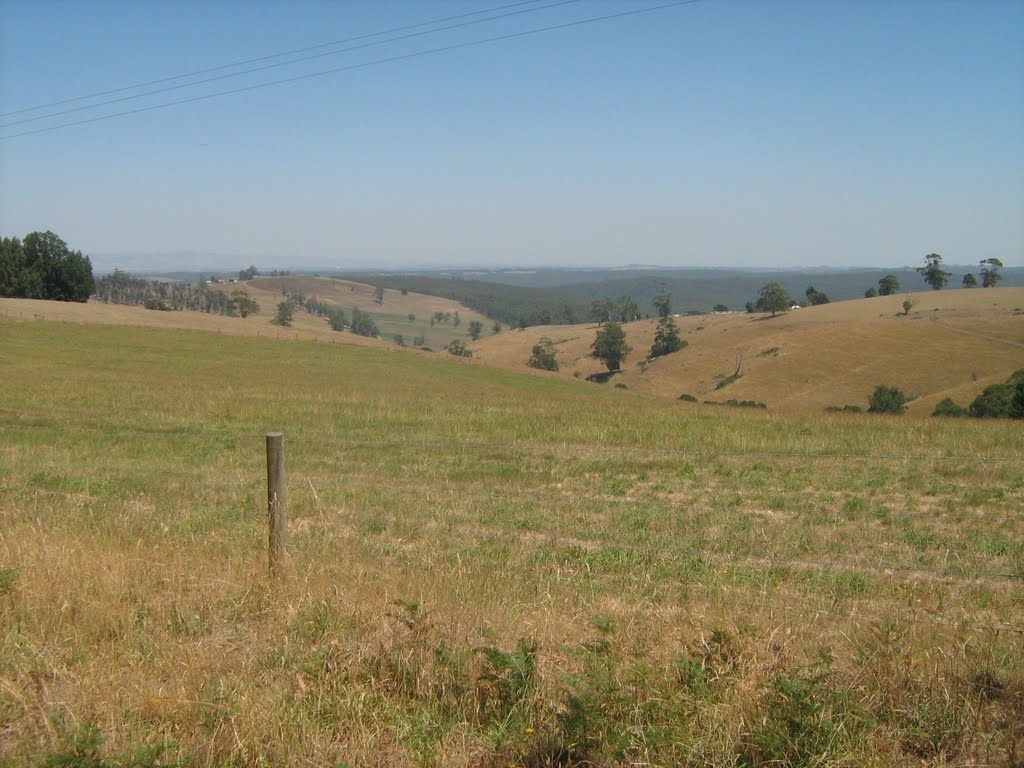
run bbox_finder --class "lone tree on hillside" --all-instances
[467,320,483,340]
[229,289,259,318]
[980,258,1003,288]
[272,301,294,326]
[649,315,686,358]
[373,286,385,306]
[526,338,559,371]
[962,273,978,288]
[755,282,793,317]
[878,274,900,296]
[868,385,908,415]
[591,322,631,371]
[917,253,950,290]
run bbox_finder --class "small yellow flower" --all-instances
[525,727,534,734]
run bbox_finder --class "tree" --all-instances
[272,301,294,326]
[492,321,502,334]
[652,293,672,318]
[350,307,379,337]
[916,253,950,290]
[864,287,878,298]
[591,322,630,372]
[238,265,260,281]
[713,303,728,312]
[0,237,24,296]
[589,298,616,326]
[878,274,900,296]
[901,296,918,316]
[229,289,259,318]
[755,282,793,317]
[408,313,416,322]
[527,338,559,371]
[325,308,346,331]
[467,320,483,340]
[868,385,908,415]
[962,273,978,288]
[2,231,94,302]
[979,258,1003,288]
[373,285,385,306]
[649,316,686,358]
[805,286,830,305]
[616,295,639,323]
[453,311,461,328]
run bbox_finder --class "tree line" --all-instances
[94,270,237,314]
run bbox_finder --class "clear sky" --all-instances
[1,0,1022,272]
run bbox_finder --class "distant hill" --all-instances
[346,266,1023,318]
[468,286,1024,416]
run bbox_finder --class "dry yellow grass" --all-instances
[0,275,490,352]
[470,287,1024,415]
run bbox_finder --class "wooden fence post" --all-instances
[266,432,286,579]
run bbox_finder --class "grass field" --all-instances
[1,317,1022,766]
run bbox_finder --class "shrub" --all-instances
[868,385,908,415]
[969,384,1015,419]
[678,393,698,402]
[446,339,472,358]
[932,398,967,417]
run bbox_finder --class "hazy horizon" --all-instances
[3,1,1022,269]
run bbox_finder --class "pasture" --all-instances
[1,317,1022,766]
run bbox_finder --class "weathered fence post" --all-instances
[266,432,286,579]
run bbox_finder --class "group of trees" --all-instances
[868,372,1024,420]
[350,274,588,329]
[864,256,1005,296]
[95,270,237,314]
[1,231,94,302]
[589,296,641,325]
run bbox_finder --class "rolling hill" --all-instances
[468,286,1024,416]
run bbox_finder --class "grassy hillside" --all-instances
[241,276,493,349]
[470,286,1024,416]
[1,317,1022,766]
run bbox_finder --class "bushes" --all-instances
[969,384,1015,419]
[868,385,908,415]
[932,398,967,418]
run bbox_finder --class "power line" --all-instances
[0,0,586,130]
[0,0,702,141]
[0,0,547,119]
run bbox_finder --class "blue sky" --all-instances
[1,0,1022,271]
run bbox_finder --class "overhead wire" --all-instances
[0,0,702,141]
[0,0,548,119]
[0,0,587,130]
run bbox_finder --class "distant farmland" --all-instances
[1,315,1021,766]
